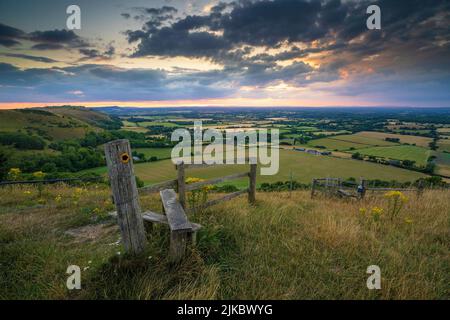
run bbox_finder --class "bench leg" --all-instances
[188,231,198,246]
[169,231,188,263]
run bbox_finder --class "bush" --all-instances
[0,148,8,180]
[135,176,145,188]
[0,132,45,150]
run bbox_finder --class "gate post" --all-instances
[105,139,146,254]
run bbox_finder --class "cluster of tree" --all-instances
[145,125,178,137]
[385,137,400,143]
[96,116,123,130]
[351,152,435,174]
[0,132,46,150]
[16,147,104,173]
[77,130,171,149]
[131,151,160,163]
[0,148,8,180]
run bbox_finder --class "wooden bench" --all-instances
[142,189,202,262]
[337,189,357,198]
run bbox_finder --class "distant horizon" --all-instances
[2,104,450,111]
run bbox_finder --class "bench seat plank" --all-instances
[160,189,193,232]
[142,211,202,232]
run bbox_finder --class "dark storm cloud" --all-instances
[2,53,58,63]
[126,0,450,64]
[127,0,331,57]
[0,62,233,102]
[139,6,178,16]
[0,23,90,50]
[0,23,26,47]
[31,43,65,50]
[78,46,115,61]
[129,28,230,58]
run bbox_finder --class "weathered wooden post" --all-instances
[359,178,367,199]
[311,179,316,198]
[177,161,186,209]
[248,163,257,204]
[417,180,424,197]
[105,139,146,255]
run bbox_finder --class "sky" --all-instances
[0,0,449,109]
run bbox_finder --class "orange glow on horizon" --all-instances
[0,97,393,110]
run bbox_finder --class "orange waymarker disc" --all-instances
[120,152,130,164]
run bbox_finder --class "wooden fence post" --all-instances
[417,180,424,197]
[177,162,186,209]
[311,179,316,198]
[248,163,257,204]
[360,178,366,199]
[105,139,146,255]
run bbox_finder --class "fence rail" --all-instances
[138,179,177,194]
[185,172,249,192]
[0,177,103,186]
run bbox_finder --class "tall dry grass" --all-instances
[0,184,448,299]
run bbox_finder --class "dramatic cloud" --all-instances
[0,23,26,47]
[0,23,89,50]
[78,46,115,61]
[2,53,58,63]
[1,0,449,106]
[0,62,234,102]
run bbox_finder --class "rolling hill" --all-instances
[0,106,118,142]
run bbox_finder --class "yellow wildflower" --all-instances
[33,171,46,179]
[9,168,21,175]
[404,218,414,224]
[384,191,408,202]
[371,206,384,221]
[55,195,62,202]
[185,177,204,184]
[359,208,367,215]
[202,184,214,192]
[23,191,32,195]
[8,168,21,181]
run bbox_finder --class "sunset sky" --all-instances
[0,0,449,109]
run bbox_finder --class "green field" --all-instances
[134,147,172,160]
[355,131,432,148]
[355,145,431,166]
[307,138,366,151]
[437,139,450,152]
[123,120,179,128]
[308,133,397,151]
[84,149,426,187]
[434,151,450,177]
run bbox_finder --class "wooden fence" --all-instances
[311,177,426,199]
[138,161,257,210]
[104,139,257,260]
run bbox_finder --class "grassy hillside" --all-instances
[0,184,448,299]
[38,106,112,128]
[0,108,97,141]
